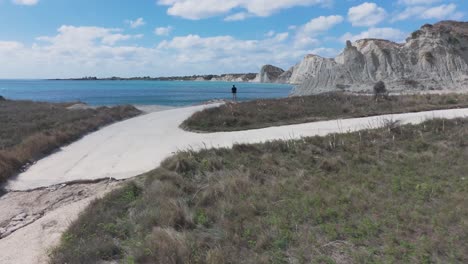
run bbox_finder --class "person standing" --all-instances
[231,85,238,102]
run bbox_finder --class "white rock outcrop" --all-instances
[290,21,468,95]
[258,64,286,83]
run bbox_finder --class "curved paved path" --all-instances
[2,105,468,264]
[6,104,468,191]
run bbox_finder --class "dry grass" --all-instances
[182,92,468,132]
[0,99,141,184]
[51,118,468,264]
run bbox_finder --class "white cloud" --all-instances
[302,15,344,34]
[155,32,302,71]
[0,25,312,78]
[341,27,407,43]
[154,26,174,36]
[348,2,387,27]
[0,26,153,78]
[397,0,441,5]
[102,33,143,45]
[294,36,320,49]
[265,30,276,37]
[0,41,24,51]
[126,18,146,28]
[157,35,253,50]
[392,6,426,22]
[243,0,332,17]
[274,32,289,42]
[224,12,251,21]
[420,4,463,20]
[393,3,463,22]
[36,26,142,46]
[294,15,343,48]
[12,0,38,5]
[158,0,332,20]
[264,30,289,42]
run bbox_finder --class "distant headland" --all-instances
[51,73,258,82]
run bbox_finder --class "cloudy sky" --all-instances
[0,0,465,78]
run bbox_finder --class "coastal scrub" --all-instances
[182,92,468,132]
[0,99,141,184]
[51,118,468,263]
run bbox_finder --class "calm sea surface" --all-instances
[0,80,292,106]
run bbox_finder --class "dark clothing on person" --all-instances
[231,85,238,101]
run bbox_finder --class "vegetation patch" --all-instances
[182,92,468,132]
[51,118,468,263]
[0,99,141,183]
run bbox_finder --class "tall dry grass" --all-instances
[182,92,468,132]
[51,118,468,264]
[0,99,140,183]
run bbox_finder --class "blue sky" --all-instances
[0,0,466,78]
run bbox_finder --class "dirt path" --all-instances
[0,179,123,264]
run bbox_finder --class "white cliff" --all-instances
[257,64,286,83]
[290,21,468,95]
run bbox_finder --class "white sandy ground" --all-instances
[6,104,468,191]
[2,104,468,264]
[0,180,122,264]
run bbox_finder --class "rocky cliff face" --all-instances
[291,21,468,95]
[257,65,286,83]
[287,54,337,85]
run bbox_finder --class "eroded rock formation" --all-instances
[257,64,286,83]
[289,21,468,95]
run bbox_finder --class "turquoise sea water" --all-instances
[0,80,292,106]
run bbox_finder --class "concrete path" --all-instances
[2,104,468,264]
[6,104,468,191]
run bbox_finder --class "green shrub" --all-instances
[373,81,388,99]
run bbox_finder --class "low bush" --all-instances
[373,81,388,99]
